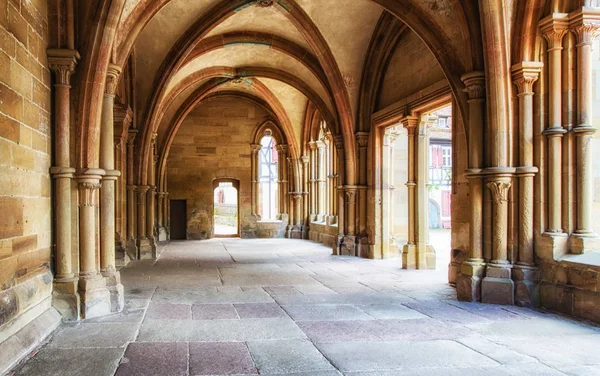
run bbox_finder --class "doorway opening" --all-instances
[213,179,239,237]
[170,200,187,240]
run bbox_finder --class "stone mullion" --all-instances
[334,135,346,253]
[301,155,309,226]
[417,117,436,269]
[570,11,600,253]
[317,142,326,221]
[250,144,261,217]
[146,136,158,256]
[309,142,317,221]
[48,49,80,320]
[356,132,369,239]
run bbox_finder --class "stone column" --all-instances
[570,11,600,253]
[457,72,486,301]
[48,49,80,320]
[126,129,138,257]
[157,192,167,241]
[250,143,261,217]
[77,170,111,318]
[328,135,336,223]
[276,144,290,223]
[481,175,515,306]
[147,145,157,256]
[355,132,369,256]
[382,127,399,258]
[540,15,569,245]
[334,135,345,254]
[301,156,310,232]
[339,186,357,256]
[401,116,418,269]
[511,63,543,306]
[292,193,303,234]
[416,116,436,269]
[136,185,152,258]
[164,192,170,239]
[99,63,124,313]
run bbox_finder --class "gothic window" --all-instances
[259,133,278,220]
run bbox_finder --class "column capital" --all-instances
[569,8,600,46]
[250,143,262,152]
[487,181,512,204]
[47,49,80,86]
[400,116,419,130]
[127,128,138,144]
[275,144,288,154]
[292,193,303,201]
[151,132,158,144]
[333,134,344,150]
[355,132,369,148]
[136,185,150,193]
[76,170,104,207]
[540,13,570,50]
[102,169,121,181]
[105,63,122,96]
[301,155,309,164]
[511,62,543,95]
[308,141,319,150]
[461,71,486,101]
[157,192,166,199]
[344,185,357,203]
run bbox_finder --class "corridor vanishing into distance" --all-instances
[11,239,600,376]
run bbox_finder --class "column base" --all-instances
[338,235,357,256]
[78,275,111,319]
[103,272,125,313]
[115,243,130,268]
[137,237,153,259]
[126,238,138,260]
[512,264,540,307]
[481,264,514,305]
[402,242,435,269]
[538,232,568,261]
[456,260,486,302]
[52,279,81,321]
[569,233,600,255]
[448,249,469,286]
[149,237,157,258]
[157,226,168,241]
[289,226,304,239]
[356,236,370,258]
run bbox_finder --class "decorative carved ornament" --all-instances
[461,71,486,101]
[487,181,511,204]
[511,62,543,96]
[78,182,101,207]
[255,0,274,7]
[105,64,122,96]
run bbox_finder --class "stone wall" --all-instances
[0,0,61,372]
[167,97,277,239]
[308,222,337,249]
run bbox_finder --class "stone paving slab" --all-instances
[115,342,188,376]
[317,340,499,372]
[153,287,274,304]
[355,304,429,320]
[282,304,373,321]
[234,303,288,318]
[47,322,139,349]
[189,342,257,375]
[247,339,336,374]
[344,363,568,376]
[137,318,306,342]
[192,304,239,320]
[146,303,192,320]
[15,348,124,376]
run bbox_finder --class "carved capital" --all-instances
[355,132,369,148]
[511,62,543,95]
[250,143,262,153]
[301,155,309,164]
[292,193,303,201]
[540,13,569,50]
[78,182,101,207]
[461,71,486,100]
[333,135,344,151]
[569,9,600,46]
[275,144,288,154]
[487,181,511,204]
[105,63,122,96]
[345,190,356,204]
[308,141,319,150]
[400,116,419,133]
[47,49,80,86]
[127,128,138,145]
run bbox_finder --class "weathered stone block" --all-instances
[481,276,514,306]
[0,197,23,239]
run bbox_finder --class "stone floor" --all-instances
[9,238,600,376]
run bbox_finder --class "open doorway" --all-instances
[213,179,239,237]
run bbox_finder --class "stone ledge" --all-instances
[0,305,61,375]
[559,251,600,271]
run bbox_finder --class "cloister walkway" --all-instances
[10,239,600,375]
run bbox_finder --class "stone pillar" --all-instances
[136,185,152,258]
[301,155,310,231]
[113,104,132,265]
[540,15,569,256]
[401,116,418,268]
[339,186,357,256]
[99,63,124,313]
[250,143,261,217]
[77,170,112,318]
[126,129,138,258]
[334,135,345,255]
[382,127,399,258]
[355,132,369,258]
[328,135,337,223]
[481,176,515,306]
[164,192,170,239]
[292,193,303,238]
[276,144,289,220]
[457,72,486,301]
[48,49,80,320]
[416,116,436,269]
[570,11,600,253]
[147,142,158,256]
[157,192,167,241]
[511,63,543,306]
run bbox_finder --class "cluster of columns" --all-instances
[457,8,600,306]
[49,51,125,320]
[380,126,400,258]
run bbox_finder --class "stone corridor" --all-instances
[7,239,600,376]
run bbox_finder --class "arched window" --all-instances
[259,132,279,220]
